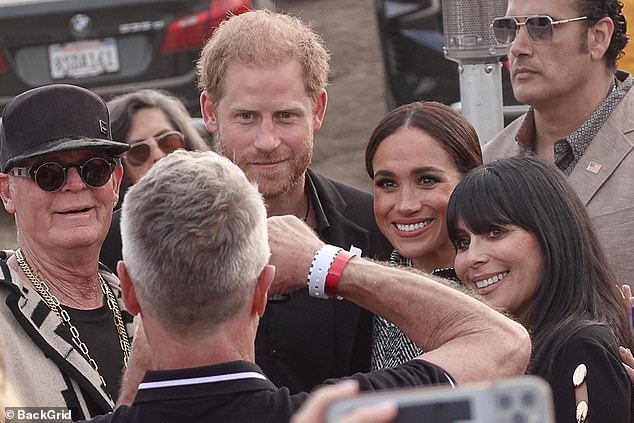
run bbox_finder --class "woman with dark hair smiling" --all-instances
[447,156,634,422]
[365,101,482,370]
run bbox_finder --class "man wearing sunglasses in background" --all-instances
[485,0,634,290]
[0,84,135,419]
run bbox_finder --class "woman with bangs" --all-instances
[365,101,482,370]
[447,155,633,423]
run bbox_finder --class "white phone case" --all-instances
[326,375,554,423]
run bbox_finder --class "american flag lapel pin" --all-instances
[586,161,602,174]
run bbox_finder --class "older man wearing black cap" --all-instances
[0,84,134,420]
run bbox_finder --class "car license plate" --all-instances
[49,38,120,79]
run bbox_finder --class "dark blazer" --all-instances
[99,169,392,394]
[100,211,123,274]
[255,169,391,393]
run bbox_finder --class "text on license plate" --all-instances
[49,38,120,79]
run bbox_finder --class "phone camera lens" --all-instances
[512,413,526,423]
[521,392,535,407]
[497,394,513,410]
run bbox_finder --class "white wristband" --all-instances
[307,245,342,299]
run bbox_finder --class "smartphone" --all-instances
[326,376,554,423]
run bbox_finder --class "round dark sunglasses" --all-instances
[124,131,185,166]
[9,157,120,192]
[491,15,587,44]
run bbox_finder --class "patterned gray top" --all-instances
[518,73,634,176]
[371,251,459,370]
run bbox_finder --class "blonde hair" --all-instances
[197,9,330,105]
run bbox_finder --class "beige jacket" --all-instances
[484,78,634,289]
[0,254,135,420]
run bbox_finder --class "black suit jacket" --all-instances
[100,210,123,274]
[99,169,392,394]
[255,170,391,393]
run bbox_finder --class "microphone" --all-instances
[442,0,508,64]
[441,0,508,144]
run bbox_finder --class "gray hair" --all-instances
[107,88,211,151]
[120,150,269,334]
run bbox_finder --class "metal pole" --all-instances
[459,62,504,144]
[441,0,508,144]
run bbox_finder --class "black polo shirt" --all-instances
[87,359,453,423]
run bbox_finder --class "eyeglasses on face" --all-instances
[9,156,120,192]
[124,130,185,166]
[491,15,588,44]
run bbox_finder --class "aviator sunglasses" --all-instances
[124,130,185,166]
[491,15,588,44]
[9,157,120,192]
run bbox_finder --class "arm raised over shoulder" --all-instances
[267,215,531,384]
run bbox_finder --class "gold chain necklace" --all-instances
[14,248,131,391]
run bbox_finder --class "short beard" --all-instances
[217,137,313,200]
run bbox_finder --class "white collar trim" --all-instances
[138,371,268,390]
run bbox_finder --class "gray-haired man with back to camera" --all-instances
[88,149,530,422]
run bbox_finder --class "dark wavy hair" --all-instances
[365,101,482,178]
[578,0,628,68]
[446,156,634,372]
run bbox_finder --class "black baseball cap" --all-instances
[0,84,129,172]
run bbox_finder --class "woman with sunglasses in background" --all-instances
[107,89,210,193]
[364,102,482,370]
[99,89,210,273]
[448,156,634,423]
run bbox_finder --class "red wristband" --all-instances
[325,251,355,298]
